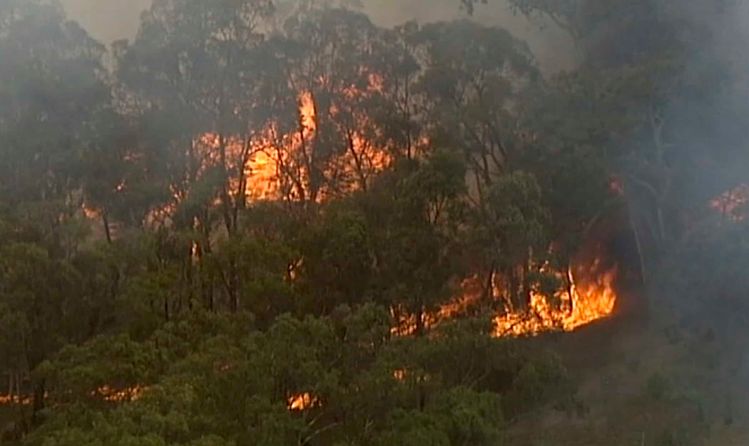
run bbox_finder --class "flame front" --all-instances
[421,260,619,338]
[493,265,618,337]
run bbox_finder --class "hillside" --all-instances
[2,1,749,445]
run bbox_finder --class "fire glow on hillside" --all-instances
[492,263,617,336]
[81,81,618,339]
[393,260,618,338]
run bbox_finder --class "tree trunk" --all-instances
[102,212,112,244]
[414,305,425,337]
[627,206,648,287]
[31,379,45,425]
[566,264,575,316]
[507,266,521,310]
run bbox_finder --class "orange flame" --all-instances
[82,78,392,230]
[195,88,390,204]
[288,392,319,411]
[493,264,617,337]
[0,394,31,406]
[394,260,618,338]
[94,385,146,403]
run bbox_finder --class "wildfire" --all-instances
[392,259,619,338]
[190,86,391,205]
[493,264,618,337]
[82,204,100,220]
[0,385,146,408]
[288,392,319,411]
[94,385,146,403]
[74,65,617,339]
[243,87,391,201]
[78,76,392,231]
[0,394,31,406]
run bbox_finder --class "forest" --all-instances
[2,0,749,444]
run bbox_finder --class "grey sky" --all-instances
[60,0,574,72]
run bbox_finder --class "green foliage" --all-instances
[22,305,568,446]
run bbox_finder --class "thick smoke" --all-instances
[60,0,151,42]
[363,0,574,72]
[60,0,574,72]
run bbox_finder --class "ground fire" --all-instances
[493,263,618,336]
[416,259,619,338]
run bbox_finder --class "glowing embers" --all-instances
[711,184,749,222]
[0,394,31,406]
[288,392,320,411]
[94,385,146,403]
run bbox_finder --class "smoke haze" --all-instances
[60,0,574,72]
[60,0,151,43]
[8,0,749,443]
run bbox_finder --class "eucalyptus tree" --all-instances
[27,306,567,446]
[412,20,539,206]
[271,8,403,202]
[115,0,279,312]
[0,0,109,252]
[115,0,277,235]
[0,0,117,422]
[461,0,749,293]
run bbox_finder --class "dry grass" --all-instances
[502,311,749,446]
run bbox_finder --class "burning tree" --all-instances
[102,2,621,336]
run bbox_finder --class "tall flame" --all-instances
[198,87,390,204]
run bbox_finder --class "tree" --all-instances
[0,0,115,424]
[362,151,467,334]
[477,171,550,310]
[413,20,539,205]
[270,8,400,202]
[0,0,110,253]
[0,243,78,421]
[28,306,568,446]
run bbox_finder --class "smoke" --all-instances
[59,0,151,43]
[60,0,574,73]
[363,0,575,72]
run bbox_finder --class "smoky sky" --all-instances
[60,0,574,73]
[60,0,151,43]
